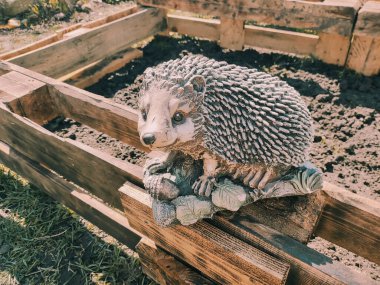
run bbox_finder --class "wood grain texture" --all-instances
[49,84,147,152]
[315,182,380,265]
[0,141,142,249]
[138,0,359,35]
[9,8,165,78]
[237,191,326,244]
[60,48,143,89]
[0,103,142,209]
[245,25,319,55]
[167,14,220,40]
[120,183,290,285]
[0,71,59,125]
[314,32,351,66]
[346,1,380,75]
[220,17,245,50]
[0,6,138,61]
[0,61,148,152]
[212,212,377,285]
[136,241,215,285]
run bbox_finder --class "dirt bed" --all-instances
[50,35,379,281]
[0,1,134,54]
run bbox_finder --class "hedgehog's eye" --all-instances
[172,112,185,124]
[141,110,147,121]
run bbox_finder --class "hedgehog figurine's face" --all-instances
[138,75,206,152]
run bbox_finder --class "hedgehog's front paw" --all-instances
[192,175,216,197]
[144,173,180,200]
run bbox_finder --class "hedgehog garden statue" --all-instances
[138,54,323,227]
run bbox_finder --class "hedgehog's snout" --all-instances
[142,133,156,145]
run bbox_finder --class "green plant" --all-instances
[29,0,71,21]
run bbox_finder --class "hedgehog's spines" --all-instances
[141,54,313,167]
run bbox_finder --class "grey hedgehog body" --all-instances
[140,54,313,171]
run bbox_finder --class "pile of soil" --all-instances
[52,35,379,281]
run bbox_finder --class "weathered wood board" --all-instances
[212,209,378,285]
[245,25,319,56]
[8,8,165,78]
[136,240,215,285]
[167,14,220,41]
[220,17,245,50]
[346,1,380,75]
[315,182,380,265]
[139,0,359,35]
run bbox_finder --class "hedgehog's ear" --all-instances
[189,75,206,93]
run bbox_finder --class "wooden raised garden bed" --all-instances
[0,1,379,284]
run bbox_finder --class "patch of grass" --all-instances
[29,0,73,22]
[0,169,152,285]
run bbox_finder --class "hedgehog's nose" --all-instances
[142,133,156,145]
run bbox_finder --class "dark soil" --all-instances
[44,117,147,166]
[52,35,379,281]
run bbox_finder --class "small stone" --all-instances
[53,13,66,21]
[324,162,334,173]
[327,245,336,251]
[7,18,20,28]
[335,156,344,162]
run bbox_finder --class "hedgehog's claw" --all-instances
[248,169,264,189]
[193,175,216,197]
[257,168,273,190]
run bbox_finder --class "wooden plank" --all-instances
[0,102,143,209]
[212,212,378,285]
[314,32,351,65]
[245,25,319,55]
[167,14,220,40]
[0,71,57,125]
[120,183,290,285]
[136,240,215,285]
[220,17,245,50]
[9,8,165,78]
[60,48,143,89]
[0,6,138,61]
[0,61,148,152]
[346,1,380,75]
[315,182,380,265]
[82,5,138,28]
[138,0,359,35]
[237,191,326,244]
[0,71,46,98]
[167,15,320,56]
[0,34,62,61]
[0,141,142,250]
[48,84,148,152]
